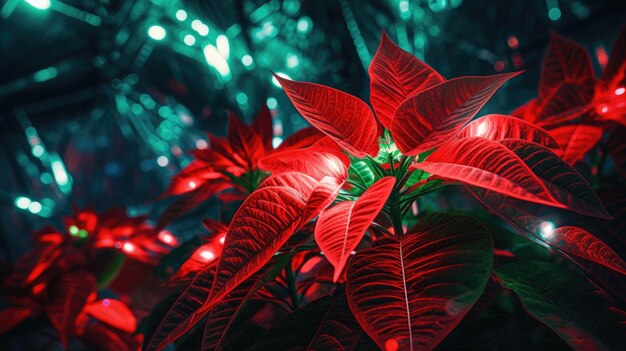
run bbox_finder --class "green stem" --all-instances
[285,263,300,309]
[97,252,126,288]
[390,203,404,237]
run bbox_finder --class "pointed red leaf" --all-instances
[227,112,266,167]
[46,271,96,347]
[315,177,395,282]
[0,306,35,334]
[539,33,595,100]
[145,268,215,351]
[411,137,558,206]
[466,186,546,245]
[535,82,594,125]
[548,124,603,165]
[391,72,520,155]
[274,126,325,152]
[274,74,379,157]
[500,139,611,218]
[84,299,137,333]
[158,180,232,229]
[161,161,222,197]
[603,25,626,83]
[259,149,349,181]
[457,114,560,148]
[549,226,626,275]
[369,32,444,129]
[252,105,274,151]
[346,213,493,351]
[301,175,346,227]
[201,253,292,351]
[80,324,142,351]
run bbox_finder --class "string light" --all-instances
[183,34,196,46]
[199,249,216,261]
[148,25,167,41]
[539,221,555,240]
[25,0,51,10]
[175,9,187,21]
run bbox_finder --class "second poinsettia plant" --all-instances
[147,32,626,351]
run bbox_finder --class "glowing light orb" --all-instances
[29,201,42,214]
[476,121,488,136]
[183,34,196,46]
[384,338,399,351]
[15,196,32,209]
[600,105,609,114]
[615,87,625,96]
[25,0,51,10]
[199,249,216,261]
[539,221,555,240]
[157,156,169,167]
[159,231,176,244]
[175,10,187,21]
[241,55,254,67]
[148,25,167,41]
[122,242,136,253]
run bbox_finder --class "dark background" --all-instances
[1,0,625,262]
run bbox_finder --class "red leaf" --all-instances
[548,124,603,165]
[79,323,142,351]
[170,242,221,281]
[457,114,560,148]
[411,137,558,206]
[84,299,137,333]
[252,105,274,151]
[500,139,611,218]
[274,126,324,152]
[201,253,292,351]
[369,32,444,129]
[46,271,96,347]
[346,213,493,351]
[206,186,307,307]
[391,72,520,155]
[539,33,596,100]
[274,74,379,157]
[258,149,350,181]
[0,306,35,334]
[158,180,232,229]
[535,83,594,125]
[227,112,266,167]
[146,268,215,351]
[161,161,222,197]
[549,226,626,275]
[315,177,395,281]
[603,25,626,83]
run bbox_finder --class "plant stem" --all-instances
[285,263,300,309]
[390,204,404,237]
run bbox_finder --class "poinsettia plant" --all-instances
[512,27,626,173]
[0,208,177,350]
[144,32,626,351]
[157,106,324,228]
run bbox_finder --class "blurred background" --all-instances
[1,0,625,262]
